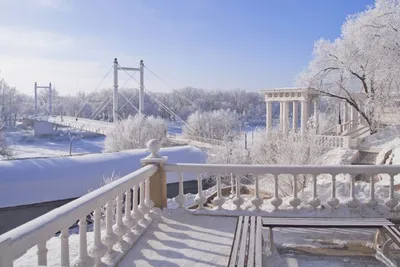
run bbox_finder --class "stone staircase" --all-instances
[342,124,371,149]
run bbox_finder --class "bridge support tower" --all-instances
[34,82,52,117]
[113,58,144,124]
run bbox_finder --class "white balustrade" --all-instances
[37,241,48,266]
[60,228,70,266]
[113,195,130,252]
[385,174,398,211]
[270,175,282,210]
[175,173,186,208]
[73,217,93,267]
[0,163,157,266]
[308,174,321,209]
[289,175,301,209]
[89,207,106,266]
[194,177,207,209]
[232,176,244,210]
[346,174,360,208]
[212,175,225,209]
[131,186,143,226]
[251,176,263,211]
[163,164,400,214]
[102,201,117,255]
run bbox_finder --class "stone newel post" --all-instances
[141,139,168,209]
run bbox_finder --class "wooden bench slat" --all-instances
[247,216,256,267]
[255,216,263,267]
[383,226,400,247]
[238,216,249,266]
[229,216,243,267]
[262,217,393,228]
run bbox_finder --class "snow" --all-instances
[362,125,400,149]
[4,126,105,159]
[0,145,206,208]
[118,209,236,267]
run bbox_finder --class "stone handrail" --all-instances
[0,158,160,266]
[314,134,351,149]
[164,163,400,214]
[342,119,357,132]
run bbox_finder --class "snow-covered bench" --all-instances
[228,216,263,267]
[261,217,397,267]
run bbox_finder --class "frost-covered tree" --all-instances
[105,115,167,152]
[0,117,10,158]
[297,0,400,134]
[252,128,328,196]
[183,109,240,142]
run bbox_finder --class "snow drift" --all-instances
[0,146,206,208]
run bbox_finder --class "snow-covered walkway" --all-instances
[119,210,236,267]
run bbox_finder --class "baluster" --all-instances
[289,174,301,209]
[385,174,398,211]
[144,177,154,217]
[60,228,70,266]
[89,208,106,267]
[113,195,130,252]
[327,174,340,208]
[73,217,93,267]
[123,189,136,243]
[251,176,263,211]
[308,174,321,208]
[213,175,225,209]
[131,186,143,232]
[230,173,235,199]
[366,174,378,208]
[194,176,206,209]
[175,173,186,208]
[138,181,147,214]
[232,175,244,210]
[346,174,359,208]
[270,175,282,210]
[37,241,48,266]
[102,201,117,254]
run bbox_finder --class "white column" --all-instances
[279,102,283,132]
[266,101,272,132]
[113,58,119,123]
[282,101,289,134]
[313,99,319,134]
[48,82,52,116]
[350,105,357,128]
[343,102,348,124]
[292,101,298,131]
[139,60,144,115]
[34,82,38,116]
[301,100,309,134]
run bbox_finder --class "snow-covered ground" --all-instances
[3,126,105,159]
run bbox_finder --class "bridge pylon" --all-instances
[113,58,144,124]
[34,82,52,117]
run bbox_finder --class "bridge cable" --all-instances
[117,63,202,137]
[144,65,204,112]
[75,65,113,118]
[89,69,137,120]
[89,96,110,119]
[89,97,112,120]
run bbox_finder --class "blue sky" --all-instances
[0,0,375,95]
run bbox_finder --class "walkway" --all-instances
[119,210,236,267]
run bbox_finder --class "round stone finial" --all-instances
[147,139,160,156]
